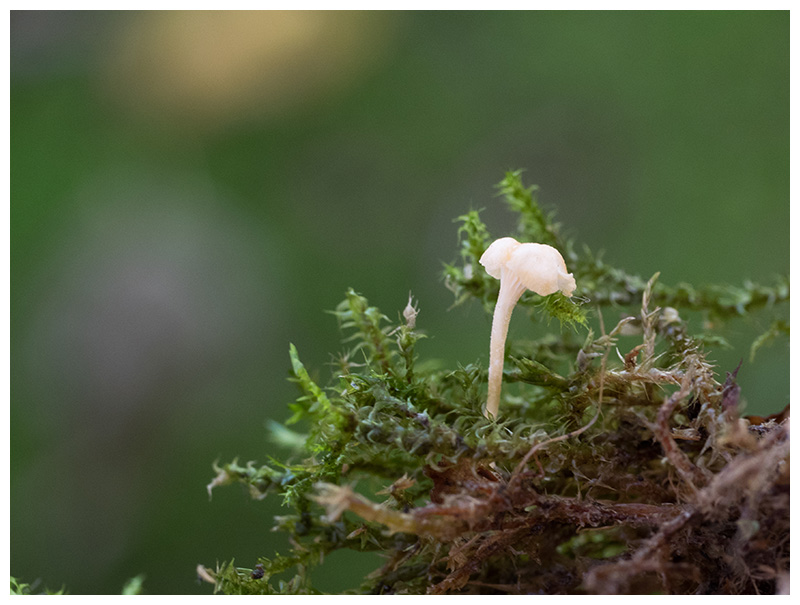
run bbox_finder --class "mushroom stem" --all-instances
[485,274,525,419]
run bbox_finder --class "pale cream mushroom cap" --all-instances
[479,237,576,297]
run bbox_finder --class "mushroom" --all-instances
[479,237,577,419]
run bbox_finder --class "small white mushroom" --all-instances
[479,237,576,419]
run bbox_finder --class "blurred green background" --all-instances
[11,10,788,594]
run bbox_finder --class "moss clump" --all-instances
[201,171,789,595]
[10,577,66,595]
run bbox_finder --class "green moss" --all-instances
[202,172,789,595]
[10,575,145,595]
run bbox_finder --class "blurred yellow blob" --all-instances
[104,11,396,129]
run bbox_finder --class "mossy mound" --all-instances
[201,172,789,594]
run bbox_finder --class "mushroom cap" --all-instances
[480,237,576,297]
